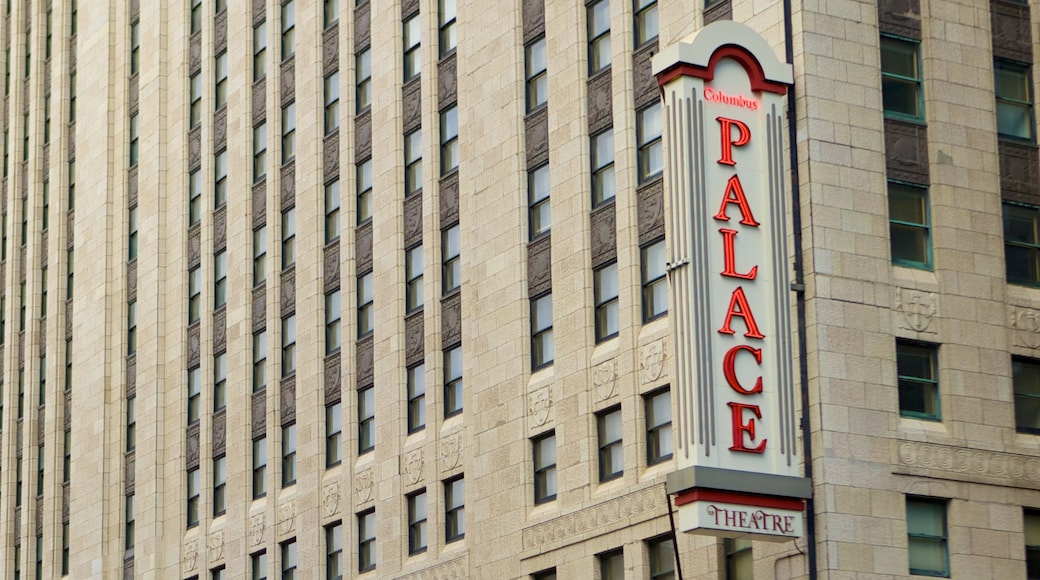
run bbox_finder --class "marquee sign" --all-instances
[653,21,811,541]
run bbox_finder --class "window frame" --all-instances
[445,476,465,543]
[357,159,373,224]
[594,262,620,342]
[641,239,667,322]
[444,346,463,417]
[591,129,616,207]
[995,58,1035,142]
[407,490,429,555]
[439,0,456,57]
[253,436,268,499]
[215,51,228,109]
[358,385,375,454]
[281,207,296,270]
[358,509,376,572]
[280,0,296,61]
[597,405,624,481]
[406,245,424,313]
[187,467,201,527]
[253,330,267,392]
[358,272,374,337]
[280,538,298,578]
[637,102,663,183]
[598,548,625,580]
[587,0,612,74]
[189,169,202,225]
[634,0,658,47]
[281,314,297,377]
[254,21,267,81]
[531,293,554,370]
[645,387,673,465]
[326,289,342,354]
[326,401,342,467]
[281,423,297,487]
[896,340,940,421]
[906,497,950,577]
[440,106,459,175]
[213,455,227,516]
[326,521,344,579]
[528,164,550,240]
[525,36,548,112]
[324,71,340,135]
[325,177,341,243]
[1013,357,1040,435]
[407,363,427,433]
[356,48,371,113]
[405,129,423,196]
[254,122,267,182]
[1004,202,1040,287]
[533,431,557,504]
[888,180,932,270]
[190,72,202,128]
[254,226,267,286]
[214,149,228,207]
[442,225,461,293]
[282,102,296,164]
[213,351,227,411]
[214,250,227,308]
[129,114,139,167]
[404,14,422,81]
[647,534,676,580]
[1026,510,1040,579]
[879,34,924,123]
[187,366,201,424]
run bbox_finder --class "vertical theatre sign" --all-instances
[653,22,811,540]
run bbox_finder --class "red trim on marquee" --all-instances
[656,45,789,96]
[673,489,804,511]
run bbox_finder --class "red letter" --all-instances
[718,287,765,339]
[728,402,767,453]
[719,228,758,279]
[713,175,760,226]
[717,117,750,166]
[723,345,763,394]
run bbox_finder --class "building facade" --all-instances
[0,0,1038,578]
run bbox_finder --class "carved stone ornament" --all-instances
[278,501,296,535]
[323,483,340,518]
[250,513,265,546]
[324,244,341,292]
[355,470,373,504]
[396,556,469,580]
[1011,305,1040,350]
[521,486,665,551]
[440,432,462,471]
[641,339,666,384]
[324,132,340,182]
[183,539,198,572]
[252,78,267,124]
[894,287,937,334]
[404,194,423,245]
[593,359,616,401]
[280,59,295,106]
[404,449,424,485]
[323,25,339,76]
[529,387,552,427]
[442,293,462,347]
[208,530,224,562]
[897,441,1040,486]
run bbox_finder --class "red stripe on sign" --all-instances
[673,489,804,511]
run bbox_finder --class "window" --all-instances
[996,60,1035,141]
[637,103,663,182]
[281,539,298,579]
[592,130,616,206]
[254,123,267,182]
[1026,511,1040,579]
[326,522,344,579]
[190,0,202,34]
[435,0,456,56]
[1005,203,1040,286]
[359,386,375,453]
[405,129,423,196]
[648,535,676,580]
[358,509,376,572]
[187,467,200,527]
[187,366,201,424]
[326,290,342,354]
[406,245,424,312]
[325,72,340,134]
[213,455,226,516]
[324,0,340,28]
[212,567,226,580]
[595,263,619,341]
[215,150,228,207]
[407,363,426,433]
[281,1,295,60]
[62,523,69,575]
[189,170,202,226]
[445,476,464,542]
[214,251,227,308]
[190,73,202,128]
[215,51,228,109]
[404,15,421,81]
[254,21,267,81]
[127,300,137,355]
[215,0,226,11]
[128,205,138,260]
[724,538,752,580]
[326,402,342,467]
[645,388,673,464]
[533,431,556,503]
[253,331,267,392]
[356,48,371,112]
[357,159,373,223]
[641,240,667,321]
[253,437,267,498]
[326,180,341,244]
[1014,357,1040,434]
[634,0,658,46]
[282,208,296,269]
[889,181,930,268]
[252,551,268,580]
[129,114,139,167]
[126,396,136,452]
[282,103,296,163]
[408,490,428,554]
[906,498,949,577]
[125,494,135,552]
[443,225,461,292]
[282,315,296,377]
[880,36,923,121]
[254,227,267,285]
[441,106,459,175]
[445,346,463,417]
[588,0,611,73]
[358,273,374,336]
[213,352,227,411]
[598,548,624,580]
[597,406,623,481]
[282,423,297,487]
[896,340,939,420]
[526,37,547,112]
[529,164,550,239]
[532,569,557,580]
[531,293,553,369]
